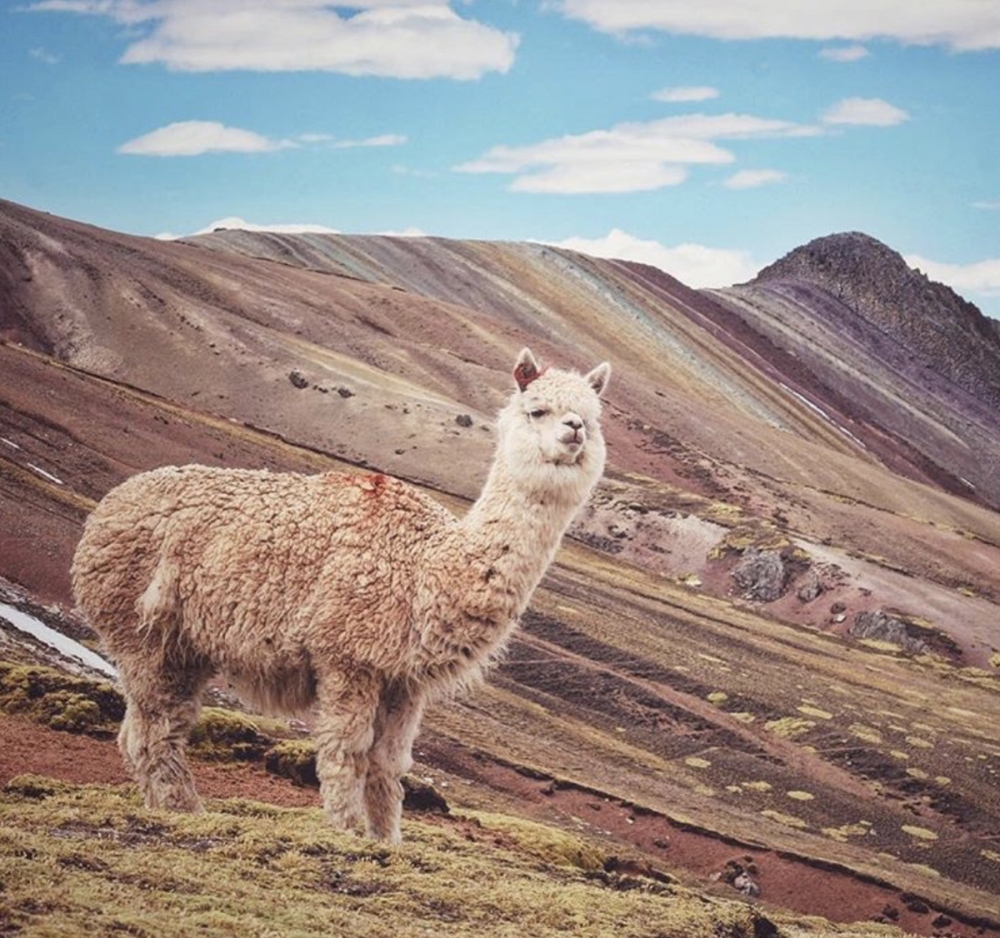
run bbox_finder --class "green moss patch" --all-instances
[0,662,124,736]
[0,777,789,938]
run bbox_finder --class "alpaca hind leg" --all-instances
[117,664,210,812]
[313,672,381,834]
[365,683,426,844]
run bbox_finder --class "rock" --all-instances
[402,776,450,815]
[455,414,474,427]
[796,569,824,603]
[849,610,928,655]
[733,871,761,898]
[732,548,788,602]
[288,370,308,389]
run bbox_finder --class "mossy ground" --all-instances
[0,776,907,938]
[0,662,124,736]
[0,659,944,937]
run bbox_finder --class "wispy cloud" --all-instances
[973,200,1000,210]
[905,254,1000,298]
[332,134,407,150]
[820,44,869,62]
[29,46,59,64]
[821,97,909,126]
[27,1,519,79]
[546,229,760,287]
[724,169,787,189]
[118,121,296,157]
[457,113,817,194]
[553,0,1000,51]
[652,85,719,103]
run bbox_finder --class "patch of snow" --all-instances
[26,464,64,485]
[1,438,21,450]
[0,601,116,677]
[779,383,868,450]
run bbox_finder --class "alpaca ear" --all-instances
[586,361,611,396]
[513,348,541,391]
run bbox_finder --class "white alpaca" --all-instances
[71,348,610,843]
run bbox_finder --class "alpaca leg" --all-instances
[116,664,209,812]
[313,672,381,834]
[364,682,426,844]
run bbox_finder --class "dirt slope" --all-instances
[2,199,1000,933]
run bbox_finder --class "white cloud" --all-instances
[332,133,407,149]
[118,121,295,156]
[724,168,786,189]
[179,217,341,237]
[973,200,1000,210]
[29,47,60,64]
[821,97,909,126]
[652,85,719,103]
[819,44,870,62]
[457,112,817,194]
[28,0,518,79]
[377,226,428,237]
[514,162,690,194]
[545,229,760,287]
[905,254,1000,298]
[553,0,1000,51]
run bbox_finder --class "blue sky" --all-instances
[2,1,999,316]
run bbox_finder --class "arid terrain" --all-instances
[2,198,999,937]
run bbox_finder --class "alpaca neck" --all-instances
[458,456,586,614]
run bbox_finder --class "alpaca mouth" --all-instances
[554,441,584,465]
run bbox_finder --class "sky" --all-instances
[2,1,999,317]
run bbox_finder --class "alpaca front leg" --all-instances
[313,673,381,834]
[365,683,426,844]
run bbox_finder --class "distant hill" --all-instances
[750,231,1000,409]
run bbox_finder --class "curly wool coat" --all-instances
[71,349,610,842]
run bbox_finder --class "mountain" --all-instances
[2,199,1000,936]
[748,231,1000,407]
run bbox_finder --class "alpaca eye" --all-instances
[529,408,548,419]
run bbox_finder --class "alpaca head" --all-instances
[495,348,610,501]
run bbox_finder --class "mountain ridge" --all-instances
[749,231,1000,407]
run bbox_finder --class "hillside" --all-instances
[2,199,1000,936]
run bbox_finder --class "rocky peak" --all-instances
[751,232,1000,409]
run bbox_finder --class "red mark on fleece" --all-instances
[358,473,388,496]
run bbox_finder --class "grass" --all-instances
[0,657,928,937]
[0,776,764,938]
[0,776,909,938]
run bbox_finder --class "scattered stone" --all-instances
[402,776,450,815]
[733,871,760,898]
[849,610,928,655]
[288,370,308,389]
[718,857,761,899]
[732,548,788,601]
[796,569,824,603]
[901,893,931,914]
[337,387,355,399]
[830,601,847,614]
[455,414,474,427]
[931,913,953,929]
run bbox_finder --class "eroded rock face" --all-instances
[752,232,1000,410]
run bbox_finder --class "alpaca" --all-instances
[71,348,610,843]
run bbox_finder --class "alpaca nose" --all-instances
[563,416,583,431]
